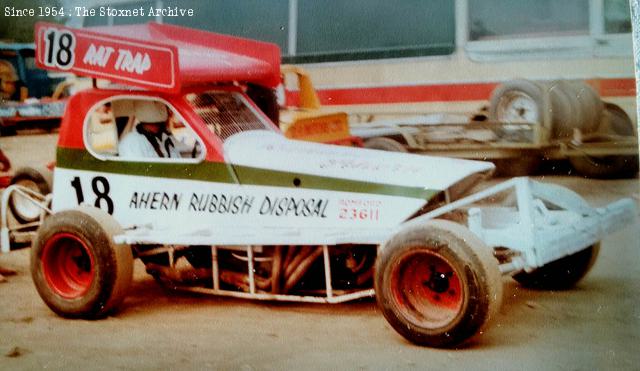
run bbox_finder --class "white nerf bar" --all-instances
[0,185,52,253]
[408,177,638,274]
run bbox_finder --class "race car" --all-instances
[0,22,636,348]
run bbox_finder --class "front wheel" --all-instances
[375,220,502,347]
[31,206,133,319]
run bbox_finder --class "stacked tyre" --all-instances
[489,79,637,178]
[489,80,603,138]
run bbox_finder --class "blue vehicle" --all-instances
[0,43,64,100]
[0,43,67,133]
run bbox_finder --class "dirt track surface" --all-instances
[0,133,639,370]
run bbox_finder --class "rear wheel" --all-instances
[513,244,600,290]
[375,220,502,347]
[31,206,133,318]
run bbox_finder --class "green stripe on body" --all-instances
[57,147,236,183]
[57,148,439,199]
[232,166,438,199]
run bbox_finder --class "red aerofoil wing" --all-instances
[34,22,281,94]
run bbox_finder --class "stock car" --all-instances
[0,22,636,348]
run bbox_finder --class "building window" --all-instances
[292,0,455,63]
[604,0,632,34]
[81,0,454,64]
[164,0,289,53]
[469,0,589,41]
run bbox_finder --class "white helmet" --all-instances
[134,100,168,123]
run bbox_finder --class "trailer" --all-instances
[350,79,639,178]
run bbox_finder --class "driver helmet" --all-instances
[134,100,168,124]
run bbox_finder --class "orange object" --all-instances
[279,65,360,146]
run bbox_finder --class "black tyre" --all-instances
[570,153,639,179]
[31,206,133,319]
[375,220,502,347]
[9,166,52,224]
[569,103,638,178]
[363,137,407,152]
[513,244,600,290]
[602,103,636,136]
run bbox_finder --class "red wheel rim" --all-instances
[41,233,95,299]
[390,250,464,329]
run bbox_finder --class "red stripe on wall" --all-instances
[588,78,637,98]
[317,83,499,105]
[294,78,636,106]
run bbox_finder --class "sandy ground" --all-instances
[0,133,639,370]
